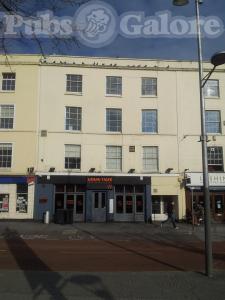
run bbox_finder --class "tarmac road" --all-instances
[0,222,225,299]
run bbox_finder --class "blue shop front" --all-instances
[34,174,151,223]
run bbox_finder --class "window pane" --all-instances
[76,195,84,214]
[66,74,82,93]
[136,195,144,213]
[126,195,133,213]
[142,110,157,133]
[116,195,123,213]
[205,111,221,133]
[65,145,81,169]
[106,76,122,95]
[0,194,9,212]
[2,73,16,91]
[0,105,14,129]
[106,109,122,132]
[65,107,82,131]
[152,196,161,214]
[208,147,223,171]
[0,143,12,168]
[142,77,157,96]
[143,146,158,172]
[204,80,219,97]
[106,146,122,171]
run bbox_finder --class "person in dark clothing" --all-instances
[160,201,178,229]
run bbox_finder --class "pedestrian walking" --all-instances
[161,201,178,229]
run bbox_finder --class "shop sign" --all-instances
[186,173,225,187]
[87,177,113,190]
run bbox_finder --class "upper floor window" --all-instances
[65,144,81,170]
[0,143,12,168]
[143,146,159,172]
[66,74,82,93]
[65,107,81,131]
[106,146,122,171]
[204,80,219,98]
[142,110,158,133]
[208,147,223,172]
[0,105,14,129]
[2,73,16,91]
[205,111,221,134]
[106,76,122,96]
[142,77,157,96]
[106,108,122,132]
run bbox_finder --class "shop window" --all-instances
[16,184,28,213]
[94,193,99,208]
[76,185,86,192]
[136,195,144,213]
[0,194,9,212]
[55,194,64,209]
[115,185,124,193]
[101,193,106,208]
[126,195,133,213]
[125,185,134,193]
[116,195,123,214]
[55,184,65,193]
[152,196,161,214]
[76,195,84,214]
[66,184,75,193]
[66,195,74,209]
[135,185,144,193]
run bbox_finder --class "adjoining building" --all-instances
[0,54,225,222]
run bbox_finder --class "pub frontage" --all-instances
[185,172,225,222]
[34,174,151,223]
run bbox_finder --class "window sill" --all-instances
[65,130,82,133]
[140,95,157,98]
[142,132,158,135]
[65,92,83,96]
[205,96,220,99]
[0,90,15,93]
[64,169,81,172]
[106,131,122,134]
[0,128,14,131]
[105,94,123,98]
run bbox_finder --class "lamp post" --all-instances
[173,0,225,277]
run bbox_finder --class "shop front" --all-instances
[35,174,151,223]
[0,176,35,219]
[185,172,225,222]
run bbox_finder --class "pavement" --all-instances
[0,221,224,299]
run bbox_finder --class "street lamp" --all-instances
[173,0,225,277]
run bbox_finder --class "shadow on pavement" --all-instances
[3,227,114,300]
[77,228,186,271]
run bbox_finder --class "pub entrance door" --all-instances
[92,191,107,222]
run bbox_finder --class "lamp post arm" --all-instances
[201,66,216,88]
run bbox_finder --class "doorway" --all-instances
[92,191,107,222]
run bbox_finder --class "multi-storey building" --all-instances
[0,54,225,222]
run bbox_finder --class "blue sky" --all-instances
[2,0,225,61]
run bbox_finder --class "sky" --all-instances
[1,0,225,61]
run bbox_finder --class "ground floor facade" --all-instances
[0,172,225,223]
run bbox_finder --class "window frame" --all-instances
[204,79,220,98]
[64,144,81,170]
[106,108,122,133]
[66,74,83,94]
[106,76,122,96]
[106,145,122,171]
[205,110,221,134]
[0,104,15,130]
[142,109,158,134]
[65,106,82,132]
[142,146,159,173]
[0,143,13,169]
[1,73,16,92]
[141,77,157,97]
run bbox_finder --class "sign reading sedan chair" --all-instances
[186,173,225,187]
[87,177,113,190]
